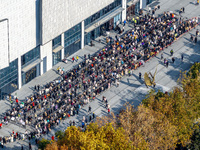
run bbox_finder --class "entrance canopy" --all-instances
[127,0,139,7]
[22,59,42,73]
[53,45,63,53]
[85,7,124,33]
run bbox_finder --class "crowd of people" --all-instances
[0,11,199,148]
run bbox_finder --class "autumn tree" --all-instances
[42,63,200,150]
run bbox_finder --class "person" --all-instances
[88,105,91,112]
[115,35,118,41]
[21,145,24,150]
[51,135,55,141]
[123,20,126,26]
[179,8,182,15]
[37,84,40,91]
[102,96,105,102]
[161,53,163,59]
[57,66,60,73]
[148,7,151,13]
[92,112,95,119]
[16,97,19,105]
[195,36,197,43]
[76,55,79,62]
[152,9,155,15]
[69,120,72,126]
[166,61,169,68]
[108,108,110,114]
[172,57,175,63]
[73,120,75,126]
[82,121,85,128]
[29,142,32,150]
[72,57,75,63]
[116,80,119,87]
[139,72,142,79]
[181,54,184,61]
[191,35,194,42]
[182,7,185,13]
[196,30,199,36]
[128,69,131,76]
[170,49,174,56]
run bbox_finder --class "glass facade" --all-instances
[84,0,122,46]
[84,0,122,28]
[64,23,81,57]
[135,1,140,14]
[22,65,40,85]
[53,50,62,66]
[52,35,61,50]
[114,13,121,28]
[147,0,155,5]
[21,46,40,85]
[21,46,40,67]
[84,27,101,45]
[0,59,18,99]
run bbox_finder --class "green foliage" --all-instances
[187,62,200,78]
[187,126,200,150]
[38,138,51,150]
[55,130,64,140]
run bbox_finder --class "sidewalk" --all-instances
[1,0,200,149]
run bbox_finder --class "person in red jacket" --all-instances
[51,135,55,141]
[16,98,19,104]
[32,102,35,107]
[108,108,110,114]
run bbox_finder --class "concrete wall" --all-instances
[0,0,37,63]
[0,19,9,69]
[141,0,147,9]
[40,41,52,72]
[41,0,114,44]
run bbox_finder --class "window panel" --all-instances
[21,46,40,67]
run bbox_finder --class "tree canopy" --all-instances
[42,63,200,150]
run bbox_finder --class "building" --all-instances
[0,0,155,99]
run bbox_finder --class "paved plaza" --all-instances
[1,0,200,149]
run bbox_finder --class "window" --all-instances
[84,0,122,28]
[64,23,81,48]
[52,35,61,49]
[21,46,40,67]
[0,59,18,89]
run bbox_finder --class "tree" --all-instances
[42,63,200,150]
[38,138,51,150]
[187,126,200,150]
[55,130,64,140]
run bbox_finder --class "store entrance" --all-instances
[53,50,61,66]
[100,19,113,36]
[100,21,110,33]
[84,18,115,45]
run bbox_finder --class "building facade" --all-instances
[0,0,154,99]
